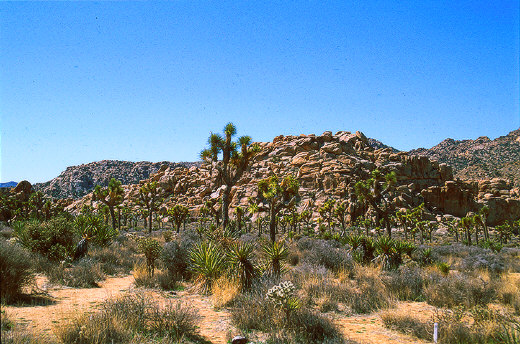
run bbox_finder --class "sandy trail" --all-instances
[4,275,436,344]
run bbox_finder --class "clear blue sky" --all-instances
[1,1,518,183]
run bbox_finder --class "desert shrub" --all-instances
[380,309,431,340]
[0,239,34,302]
[162,241,190,279]
[296,237,353,273]
[267,308,345,344]
[382,265,425,301]
[230,291,276,331]
[14,217,77,261]
[423,270,497,308]
[89,243,139,276]
[58,291,199,343]
[162,230,174,242]
[433,306,518,344]
[133,262,158,288]
[47,258,104,288]
[500,247,520,273]
[432,243,506,274]
[231,281,343,344]
[437,262,451,275]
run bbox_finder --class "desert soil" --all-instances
[3,274,434,344]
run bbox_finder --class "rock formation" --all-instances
[410,128,520,186]
[34,160,200,199]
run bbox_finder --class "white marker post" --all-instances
[433,322,438,343]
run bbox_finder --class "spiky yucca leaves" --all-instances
[227,242,258,291]
[346,234,364,251]
[374,236,398,270]
[190,241,228,293]
[261,240,289,277]
[400,241,416,259]
[359,235,376,264]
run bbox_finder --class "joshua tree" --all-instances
[354,169,397,238]
[93,178,125,231]
[234,206,245,233]
[137,181,163,233]
[318,198,336,232]
[200,123,259,230]
[255,175,300,242]
[334,201,348,233]
[168,204,189,233]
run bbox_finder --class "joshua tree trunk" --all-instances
[221,186,231,229]
[270,207,277,242]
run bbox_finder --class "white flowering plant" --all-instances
[265,281,300,321]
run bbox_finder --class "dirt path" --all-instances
[4,275,135,340]
[334,302,435,344]
[4,275,435,344]
[4,275,233,343]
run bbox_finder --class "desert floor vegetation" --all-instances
[2,171,520,344]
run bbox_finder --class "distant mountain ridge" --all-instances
[410,128,520,186]
[0,181,17,188]
[33,160,201,199]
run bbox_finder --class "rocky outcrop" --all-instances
[410,128,520,186]
[68,131,459,224]
[34,160,201,199]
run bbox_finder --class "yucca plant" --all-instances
[346,234,364,251]
[360,235,376,264]
[227,242,258,291]
[190,241,228,293]
[418,248,433,266]
[437,262,451,276]
[400,241,416,259]
[375,236,397,269]
[261,240,288,277]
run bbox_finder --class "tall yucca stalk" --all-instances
[189,242,227,293]
[227,242,258,291]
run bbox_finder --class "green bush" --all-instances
[14,217,77,261]
[137,237,162,276]
[0,239,34,302]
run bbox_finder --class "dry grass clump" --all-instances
[212,276,240,309]
[289,263,393,315]
[380,309,432,340]
[132,263,179,291]
[56,291,200,344]
[382,265,425,301]
[423,269,497,308]
[497,274,520,315]
[46,258,105,288]
[89,243,140,276]
[382,306,520,344]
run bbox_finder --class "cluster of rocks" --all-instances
[34,160,200,199]
[69,130,507,224]
[410,128,520,186]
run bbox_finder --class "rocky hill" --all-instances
[34,160,200,199]
[410,129,520,186]
[66,130,520,226]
